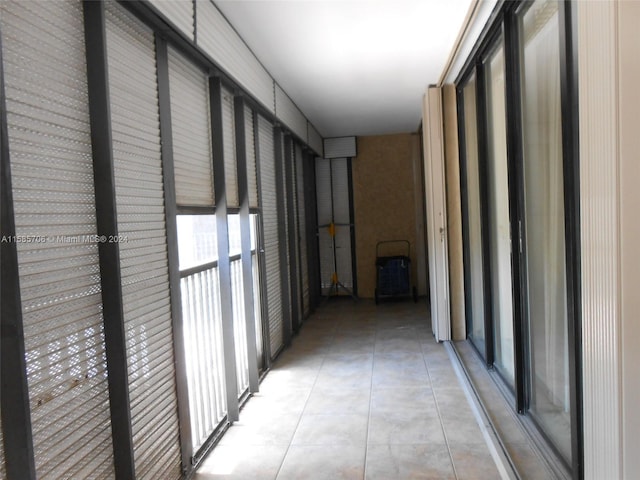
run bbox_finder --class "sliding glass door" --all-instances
[519,0,571,463]
[485,40,515,387]
[460,74,487,357]
[457,0,579,472]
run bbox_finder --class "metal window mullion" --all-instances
[155,34,192,473]
[253,111,272,367]
[284,136,301,333]
[234,96,260,393]
[82,2,135,478]
[210,77,239,422]
[274,127,292,346]
[0,29,37,479]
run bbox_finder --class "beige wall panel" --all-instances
[619,2,640,478]
[442,85,465,340]
[352,133,421,299]
[577,2,621,478]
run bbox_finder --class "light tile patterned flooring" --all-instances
[194,298,500,480]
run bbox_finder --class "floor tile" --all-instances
[372,360,429,388]
[304,386,371,415]
[448,442,502,480]
[365,443,455,480]
[195,300,503,480]
[368,409,446,445]
[217,414,300,446]
[292,413,369,446]
[194,445,288,480]
[440,412,487,445]
[277,445,365,480]
[370,386,436,413]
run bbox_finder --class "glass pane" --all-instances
[177,215,218,270]
[520,0,571,463]
[228,214,242,257]
[462,74,487,356]
[486,41,515,386]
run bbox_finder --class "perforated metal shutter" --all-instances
[148,0,194,41]
[257,115,283,357]
[105,4,182,479]
[245,106,259,208]
[222,86,239,208]
[323,137,357,159]
[315,159,334,293]
[295,145,310,316]
[0,416,5,479]
[1,1,115,478]
[275,84,307,141]
[167,45,214,207]
[315,159,332,225]
[332,158,353,289]
[288,141,301,319]
[308,124,323,157]
[279,134,292,321]
[195,0,275,114]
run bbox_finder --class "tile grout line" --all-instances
[362,311,379,480]
[422,333,460,480]
[273,315,331,480]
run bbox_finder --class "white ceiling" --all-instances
[215,0,473,138]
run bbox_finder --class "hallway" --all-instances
[194,299,500,479]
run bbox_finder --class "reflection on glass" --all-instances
[463,74,487,356]
[176,215,217,270]
[520,0,571,463]
[486,41,515,387]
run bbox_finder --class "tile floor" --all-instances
[194,298,500,480]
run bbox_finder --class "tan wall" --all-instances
[352,133,422,299]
